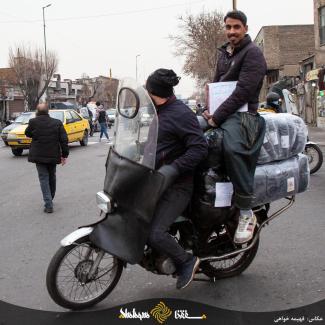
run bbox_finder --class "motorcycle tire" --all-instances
[304,143,323,174]
[46,236,123,310]
[200,238,259,280]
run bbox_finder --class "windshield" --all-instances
[15,112,35,124]
[49,111,64,122]
[113,78,158,169]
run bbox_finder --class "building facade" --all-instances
[0,68,119,125]
[254,25,315,100]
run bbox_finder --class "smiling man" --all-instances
[204,10,267,244]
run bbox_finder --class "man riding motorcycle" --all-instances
[145,68,208,289]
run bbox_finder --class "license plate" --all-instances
[20,140,30,144]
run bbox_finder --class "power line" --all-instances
[0,0,207,24]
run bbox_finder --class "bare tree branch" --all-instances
[169,10,226,87]
[9,45,58,110]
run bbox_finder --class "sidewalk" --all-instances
[308,126,325,146]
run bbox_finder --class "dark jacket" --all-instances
[212,35,267,125]
[155,97,208,176]
[25,114,69,164]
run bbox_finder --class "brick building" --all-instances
[254,25,315,99]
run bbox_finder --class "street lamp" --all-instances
[136,54,141,82]
[233,0,237,10]
[42,3,51,100]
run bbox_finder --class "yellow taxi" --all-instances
[7,109,90,156]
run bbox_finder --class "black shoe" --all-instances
[176,256,200,290]
[44,207,53,213]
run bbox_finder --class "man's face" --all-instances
[224,17,248,46]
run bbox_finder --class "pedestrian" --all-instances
[87,107,94,136]
[25,103,69,213]
[94,101,110,142]
[203,10,267,244]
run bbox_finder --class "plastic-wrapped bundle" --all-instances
[202,128,224,172]
[258,113,307,164]
[252,153,309,206]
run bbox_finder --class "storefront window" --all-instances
[319,6,325,45]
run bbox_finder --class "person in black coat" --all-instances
[25,103,69,213]
[204,10,266,244]
[145,69,208,290]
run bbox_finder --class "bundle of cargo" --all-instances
[197,113,309,208]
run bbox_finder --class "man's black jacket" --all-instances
[155,97,208,177]
[212,35,267,125]
[25,114,69,164]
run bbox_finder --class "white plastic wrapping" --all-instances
[252,153,309,206]
[258,113,308,165]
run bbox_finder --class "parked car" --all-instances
[1,114,31,146]
[106,109,116,125]
[6,109,90,156]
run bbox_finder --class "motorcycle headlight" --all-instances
[96,191,112,213]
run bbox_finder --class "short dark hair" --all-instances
[224,10,247,26]
[95,101,100,106]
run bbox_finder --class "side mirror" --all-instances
[117,87,140,119]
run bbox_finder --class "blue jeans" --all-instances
[99,122,109,139]
[36,163,56,209]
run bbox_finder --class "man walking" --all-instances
[25,103,69,213]
[94,101,110,142]
[204,10,267,244]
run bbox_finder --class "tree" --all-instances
[170,11,226,87]
[9,45,58,110]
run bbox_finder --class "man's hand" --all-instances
[208,118,218,128]
[61,157,67,166]
[202,110,212,120]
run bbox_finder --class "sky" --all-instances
[0,0,314,97]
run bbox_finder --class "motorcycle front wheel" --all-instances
[304,143,323,174]
[46,236,123,310]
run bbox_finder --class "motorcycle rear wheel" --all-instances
[46,236,123,310]
[200,236,259,279]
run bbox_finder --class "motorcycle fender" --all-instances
[306,141,317,145]
[60,227,94,247]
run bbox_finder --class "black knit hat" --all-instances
[146,69,180,98]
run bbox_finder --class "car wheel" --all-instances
[80,130,88,146]
[11,148,23,156]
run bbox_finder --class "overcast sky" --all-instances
[0,0,314,97]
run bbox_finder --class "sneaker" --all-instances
[176,256,200,290]
[44,207,53,213]
[234,213,257,244]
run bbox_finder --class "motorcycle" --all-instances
[46,79,300,310]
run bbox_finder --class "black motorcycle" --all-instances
[46,79,300,310]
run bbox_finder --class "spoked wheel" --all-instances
[304,143,323,174]
[46,236,123,310]
[200,224,259,279]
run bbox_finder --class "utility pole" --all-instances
[233,0,237,10]
[136,54,141,82]
[42,4,51,102]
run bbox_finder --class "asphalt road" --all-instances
[0,133,324,313]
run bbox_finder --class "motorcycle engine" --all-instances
[155,255,177,275]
